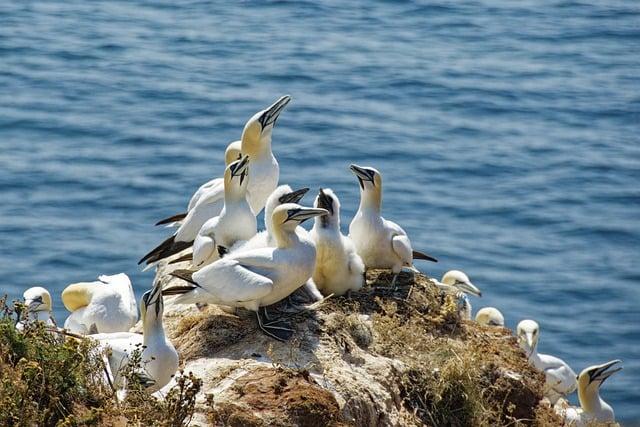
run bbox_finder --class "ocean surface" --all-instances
[1,0,638,421]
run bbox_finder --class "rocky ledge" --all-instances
[150,260,561,426]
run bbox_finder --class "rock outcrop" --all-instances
[150,260,561,426]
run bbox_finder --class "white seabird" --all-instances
[348,164,437,286]
[191,155,257,269]
[230,184,309,253]
[164,203,328,341]
[516,319,578,404]
[16,286,55,332]
[556,360,622,426]
[309,188,365,296]
[61,273,137,334]
[475,307,505,327]
[155,140,242,227]
[433,270,482,320]
[90,280,178,393]
[140,95,290,266]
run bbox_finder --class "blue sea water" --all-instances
[1,0,638,421]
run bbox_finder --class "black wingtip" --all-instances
[162,285,197,296]
[412,250,438,263]
[168,253,193,265]
[169,269,198,286]
[155,212,188,226]
[139,235,192,265]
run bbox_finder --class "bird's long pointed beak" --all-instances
[590,359,622,384]
[279,187,309,204]
[349,164,374,182]
[457,280,482,297]
[286,207,328,223]
[525,332,534,350]
[316,188,334,216]
[25,297,43,312]
[231,155,250,177]
[259,95,292,128]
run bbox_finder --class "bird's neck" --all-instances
[579,386,607,415]
[224,189,249,205]
[358,188,382,213]
[242,136,272,159]
[274,227,299,249]
[143,315,166,343]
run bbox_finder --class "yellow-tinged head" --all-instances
[241,95,291,156]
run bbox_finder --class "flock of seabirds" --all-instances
[15,96,622,425]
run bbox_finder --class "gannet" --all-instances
[16,286,55,331]
[61,273,137,334]
[140,96,290,266]
[475,307,505,327]
[433,270,482,320]
[348,164,437,286]
[517,319,577,404]
[164,203,328,341]
[90,280,178,393]
[230,185,309,253]
[190,155,257,269]
[556,360,622,426]
[155,141,242,227]
[309,188,365,296]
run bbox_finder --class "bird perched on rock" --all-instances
[309,188,365,297]
[164,203,327,341]
[139,95,290,267]
[16,286,55,332]
[62,273,137,334]
[475,307,505,327]
[348,164,437,287]
[433,270,482,320]
[89,280,178,394]
[517,319,577,404]
[555,359,622,426]
[191,155,257,269]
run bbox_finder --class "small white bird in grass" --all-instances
[230,184,309,253]
[191,155,257,269]
[139,95,291,267]
[16,287,55,332]
[556,360,622,426]
[61,273,137,334]
[309,188,365,297]
[517,319,577,404]
[475,307,505,327]
[155,140,242,227]
[164,203,328,341]
[433,270,482,320]
[348,164,437,287]
[90,280,178,394]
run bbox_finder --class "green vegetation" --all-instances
[0,297,201,427]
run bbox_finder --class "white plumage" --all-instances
[62,273,137,334]
[191,155,257,268]
[16,286,55,332]
[309,188,365,296]
[166,203,327,341]
[475,307,504,327]
[348,164,436,286]
[89,281,178,394]
[517,319,577,404]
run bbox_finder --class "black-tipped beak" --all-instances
[230,155,250,177]
[349,164,375,189]
[279,187,309,204]
[589,360,622,385]
[143,282,163,315]
[258,95,292,128]
[285,207,328,224]
[316,188,334,216]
